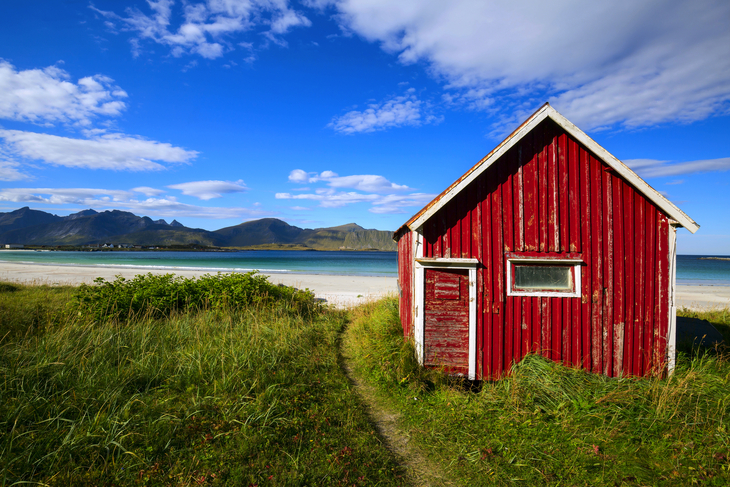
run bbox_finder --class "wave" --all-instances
[0,259,293,274]
[0,259,397,277]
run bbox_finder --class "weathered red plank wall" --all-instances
[397,230,414,337]
[420,119,670,379]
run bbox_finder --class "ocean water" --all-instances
[0,250,398,277]
[1,250,728,283]
[676,255,730,285]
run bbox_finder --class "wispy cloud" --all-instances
[167,179,247,200]
[328,0,730,131]
[275,190,378,208]
[279,168,433,213]
[288,169,410,193]
[0,60,127,126]
[92,0,311,60]
[132,186,166,196]
[625,157,730,178]
[0,60,201,176]
[0,160,27,182]
[0,187,265,219]
[0,144,28,181]
[0,130,198,171]
[329,89,440,134]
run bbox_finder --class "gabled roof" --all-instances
[395,103,699,240]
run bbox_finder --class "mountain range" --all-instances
[0,207,396,251]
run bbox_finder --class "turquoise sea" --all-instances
[0,250,398,277]
[0,251,728,283]
[676,255,730,285]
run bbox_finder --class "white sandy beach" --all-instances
[1,261,728,310]
[0,261,398,308]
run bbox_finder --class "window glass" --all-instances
[514,265,571,290]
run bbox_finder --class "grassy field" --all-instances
[345,298,730,486]
[0,276,404,486]
[3,278,730,486]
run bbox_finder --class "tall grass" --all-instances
[346,297,730,486]
[0,279,404,485]
[0,282,76,341]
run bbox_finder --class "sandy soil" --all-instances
[0,261,727,310]
[0,261,397,308]
[675,284,730,310]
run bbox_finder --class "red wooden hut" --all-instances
[393,104,699,380]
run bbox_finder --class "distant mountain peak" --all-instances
[0,208,395,250]
[325,222,365,232]
[65,209,98,220]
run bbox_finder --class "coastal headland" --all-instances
[1,261,728,310]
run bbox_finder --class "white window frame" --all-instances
[413,251,478,380]
[506,257,583,298]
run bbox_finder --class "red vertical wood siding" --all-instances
[412,118,670,379]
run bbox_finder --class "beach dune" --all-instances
[0,261,397,308]
[1,261,728,310]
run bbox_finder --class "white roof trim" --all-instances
[408,105,699,234]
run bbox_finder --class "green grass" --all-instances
[0,279,405,486]
[0,281,76,341]
[346,298,730,486]
[6,278,728,486]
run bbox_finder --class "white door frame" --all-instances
[413,247,479,380]
[667,224,678,375]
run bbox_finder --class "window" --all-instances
[506,253,582,297]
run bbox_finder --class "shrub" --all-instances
[72,271,318,322]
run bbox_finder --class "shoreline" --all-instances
[1,261,729,310]
[0,261,397,308]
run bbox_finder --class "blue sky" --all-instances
[0,0,728,254]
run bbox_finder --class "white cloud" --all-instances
[328,0,730,130]
[0,187,264,219]
[276,190,379,208]
[0,160,29,182]
[167,179,247,199]
[276,189,433,213]
[279,168,432,212]
[132,186,166,196]
[0,130,198,171]
[288,169,314,183]
[288,169,410,192]
[369,193,434,214]
[0,187,133,205]
[625,157,730,179]
[329,89,440,134]
[0,145,29,181]
[0,60,128,126]
[94,0,312,59]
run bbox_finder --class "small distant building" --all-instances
[394,104,699,380]
[4,244,24,249]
